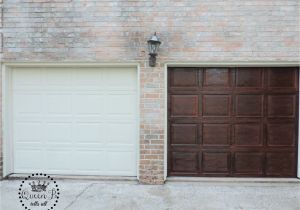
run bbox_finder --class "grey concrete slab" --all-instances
[1,179,300,210]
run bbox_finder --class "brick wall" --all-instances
[0,0,299,183]
[0,0,3,179]
[140,65,165,184]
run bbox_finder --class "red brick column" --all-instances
[139,65,165,184]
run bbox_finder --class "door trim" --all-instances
[2,63,140,178]
[164,62,300,180]
[166,61,300,67]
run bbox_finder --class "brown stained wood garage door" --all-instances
[168,67,299,177]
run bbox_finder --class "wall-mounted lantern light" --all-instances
[147,32,161,67]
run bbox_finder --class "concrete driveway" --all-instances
[1,179,300,210]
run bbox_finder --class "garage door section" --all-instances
[12,67,137,176]
[168,67,298,177]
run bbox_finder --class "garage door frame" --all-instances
[2,62,141,178]
[164,62,300,180]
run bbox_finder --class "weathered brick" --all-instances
[0,0,299,184]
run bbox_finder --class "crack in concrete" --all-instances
[64,183,95,210]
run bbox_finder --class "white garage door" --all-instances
[11,67,138,176]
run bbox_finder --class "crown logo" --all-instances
[28,181,50,192]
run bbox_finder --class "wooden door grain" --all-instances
[168,67,298,177]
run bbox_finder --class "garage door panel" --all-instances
[107,123,136,145]
[170,95,199,117]
[203,68,231,87]
[202,124,230,146]
[267,123,296,146]
[45,69,72,86]
[267,95,296,117]
[73,69,102,87]
[44,150,72,170]
[203,95,230,116]
[107,151,136,174]
[106,68,137,90]
[172,152,198,173]
[235,95,263,117]
[266,152,296,176]
[236,68,263,88]
[46,94,72,114]
[40,117,74,123]
[107,94,136,115]
[170,124,198,145]
[169,68,199,88]
[234,123,263,146]
[234,152,264,175]
[12,67,138,176]
[105,116,136,123]
[15,150,43,172]
[73,150,106,171]
[14,93,42,114]
[268,68,297,88]
[12,68,42,87]
[15,122,43,142]
[74,123,106,143]
[168,67,298,177]
[202,152,230,174]
[73,94,105,115]
[45,123,72,142]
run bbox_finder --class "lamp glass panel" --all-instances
[148,41,160,54]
